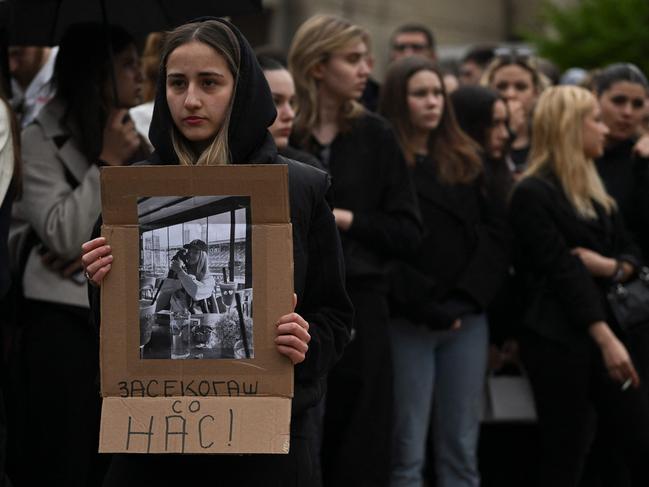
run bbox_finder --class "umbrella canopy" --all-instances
[7,0,263,45]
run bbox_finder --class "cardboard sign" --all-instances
[99,165,294,454]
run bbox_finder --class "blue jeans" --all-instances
[390,313,488,487]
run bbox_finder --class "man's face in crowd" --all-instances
[8,46,48,88]
[459,60,484,85]
[390,31,434,63]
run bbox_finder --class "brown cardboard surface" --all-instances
[99,396,291,454]
[99,165,294,454]
[101,165,289,226]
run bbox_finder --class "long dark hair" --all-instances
[54,23,135,161]
[593,63,649,95]
[450,85,513,204]
[450,85,501,149]
[379,56,482,185]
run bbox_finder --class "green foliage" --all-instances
[529,0,649,75]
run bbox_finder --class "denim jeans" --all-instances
[390,313,488,487]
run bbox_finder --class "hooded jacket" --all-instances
[91,18,353,423]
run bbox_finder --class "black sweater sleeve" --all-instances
[296,193,353,384]
[346,124,423,258]
[454,186,511,309]
[509,180,607,330]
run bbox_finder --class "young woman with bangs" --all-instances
[379,56,509,487]
[288,14,422,487]
[509,86,649,487]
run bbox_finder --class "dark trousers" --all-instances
[521,330,649,487]
[322,289,393,487]
[14,299,107,487]
[579,324,649,487]
[103,433,318,486]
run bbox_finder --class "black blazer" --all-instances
[509,174,640,344]
[391,155,510,328]
[296,112,423,293]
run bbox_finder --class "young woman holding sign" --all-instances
[81,18,353,486]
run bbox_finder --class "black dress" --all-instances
[510,174,649,487]
[295,112,422,487]
[96,18,354,487]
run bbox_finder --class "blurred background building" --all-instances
[236,0,578,78]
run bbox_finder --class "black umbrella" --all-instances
[7,0,263,45]
[2,0,261,103]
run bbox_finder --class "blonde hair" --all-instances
[523,85,615,218]
[162,20,240,166]
[480,54,550,93]
[288,14,369,146]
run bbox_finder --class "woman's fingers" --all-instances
[81,238,114,286]
[276,345,306,364]
[609,362,641,389]
[81,244,112,270]
[81,237,106,254]
[275,333,309,353]
[276,322,311,344]
[277,312,309,331]
[275,315,311,365]
[85,254,113,276]
[90,263,112,286]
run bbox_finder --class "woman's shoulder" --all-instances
[281,156,329,189]
[513,174,558,196]
[510,174,562,211]
[22,98,67,144]
[351,110,394,134]
[276,155,330,211]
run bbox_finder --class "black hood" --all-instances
[148,17,278,165]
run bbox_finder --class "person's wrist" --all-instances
[589,321,614,347]
[610,259,624,282]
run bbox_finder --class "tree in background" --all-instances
[530,0,649,75]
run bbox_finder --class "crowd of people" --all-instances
[0,12,648,487]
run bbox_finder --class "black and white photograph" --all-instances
[138,195,253,360]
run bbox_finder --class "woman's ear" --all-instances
[311,61,325,81]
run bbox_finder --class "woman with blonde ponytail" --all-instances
[289,14,422,487]
[510,85,649,487]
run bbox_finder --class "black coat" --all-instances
[297,112,422,293]
[596,139,649,261]
[90,17,354,425]
[391,155,510,328]
[509,174,640,344]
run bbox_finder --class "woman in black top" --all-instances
[450,84,520,364]
[81,18,353,486]
[510,85,649,487]
[583,62,649,487]
[593,63,649,260]
[288,14,422,487]
[380,56,509,487]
